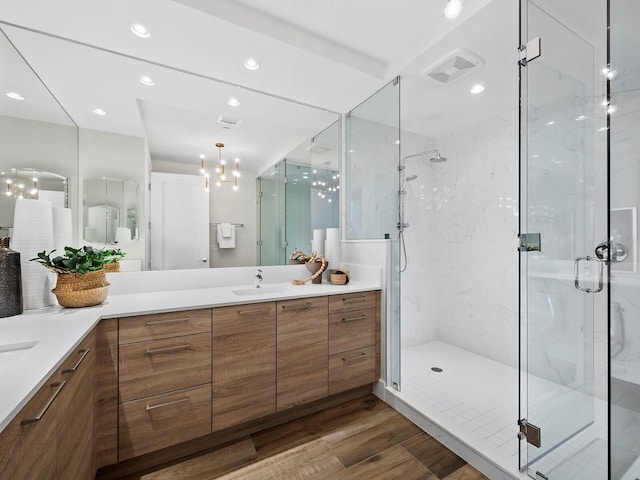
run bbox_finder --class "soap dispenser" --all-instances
[0,237,23,317]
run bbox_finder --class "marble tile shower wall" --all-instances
[401,110,520,368]
[345,118,399,240]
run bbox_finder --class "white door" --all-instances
[150,172,209,270]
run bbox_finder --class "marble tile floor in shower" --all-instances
[398,341,609,479]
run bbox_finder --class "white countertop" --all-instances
[0,277,380,433]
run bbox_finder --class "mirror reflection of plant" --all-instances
[31,246,126,275]
[102,248,127,262]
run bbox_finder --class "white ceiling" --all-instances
[0,0,605,175]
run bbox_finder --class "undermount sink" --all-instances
[232,286,288,296]
[0,341,39,374]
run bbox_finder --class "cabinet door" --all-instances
[56,330,97,480]
[95,318,118,469]
[276,296,328,411]
[213,302,276,431]
[0,375,60,479]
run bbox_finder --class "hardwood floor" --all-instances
[117,395,488,480]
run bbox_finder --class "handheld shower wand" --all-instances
[399,174,418,194]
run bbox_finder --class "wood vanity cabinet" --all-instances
[276,296,329,411]
[328,291,378,395]
[0,330,96,480]
[56,329,97,479]
[0,374,59,479]
[117,309,212,461]
[212,302,276,431]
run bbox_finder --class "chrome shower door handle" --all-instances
[574,256,604,293]
[594,242,609,262]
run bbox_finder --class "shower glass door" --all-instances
[520,1,605,476]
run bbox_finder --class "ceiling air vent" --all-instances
[420,48,485,85]
[218,116,241,126]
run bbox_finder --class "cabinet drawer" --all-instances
[118,384,212,461]
[328,291,377,314]
[329,346,376,395]
[119,332,211,402]
[119,309,211,345]
[329,309,376,355]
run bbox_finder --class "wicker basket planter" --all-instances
[104,261,120,273]
[52,269,110,308]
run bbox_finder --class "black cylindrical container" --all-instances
[0,237,23,317]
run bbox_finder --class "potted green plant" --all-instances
[102,248,127,272]
[31,246,111,308]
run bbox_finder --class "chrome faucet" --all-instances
[254,268,263,288]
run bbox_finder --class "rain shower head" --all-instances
[403,149,447,163]
[430,152,447,162]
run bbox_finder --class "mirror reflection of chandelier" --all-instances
[3,169,40,199]
[311,162,339,203]
[199,142,239,192]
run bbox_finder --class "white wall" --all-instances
[209,178,257,268]
[78,128,147,265]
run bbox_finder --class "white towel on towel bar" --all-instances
[217,223,236,248]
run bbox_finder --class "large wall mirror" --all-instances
[0,23,339,269]
[258,120,341,265]
[0,30,78,239]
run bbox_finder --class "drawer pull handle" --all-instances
[238,308,272,316]
[342,295,367,303]
[62,348,90,374]
[145,397,190,411]
[281,302,313,311]
[21,380,67,425]
[342,315,367,323]
[342,353,368,364]
[145,344,191,355]
[145,317,190,326]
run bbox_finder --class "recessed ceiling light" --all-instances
[228,97,240,107]
[6,91,24,100]
[444,0,462,19]
[546,120,555,126]
[92,108,107,116]
[244,57,260,70]
[597,126,609,132]
[130,23,150,38]
[574,115,588,121]
[394,140,400,145]
[139,75,155,86]
[470,84,485,94]
[607,104,618,114]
